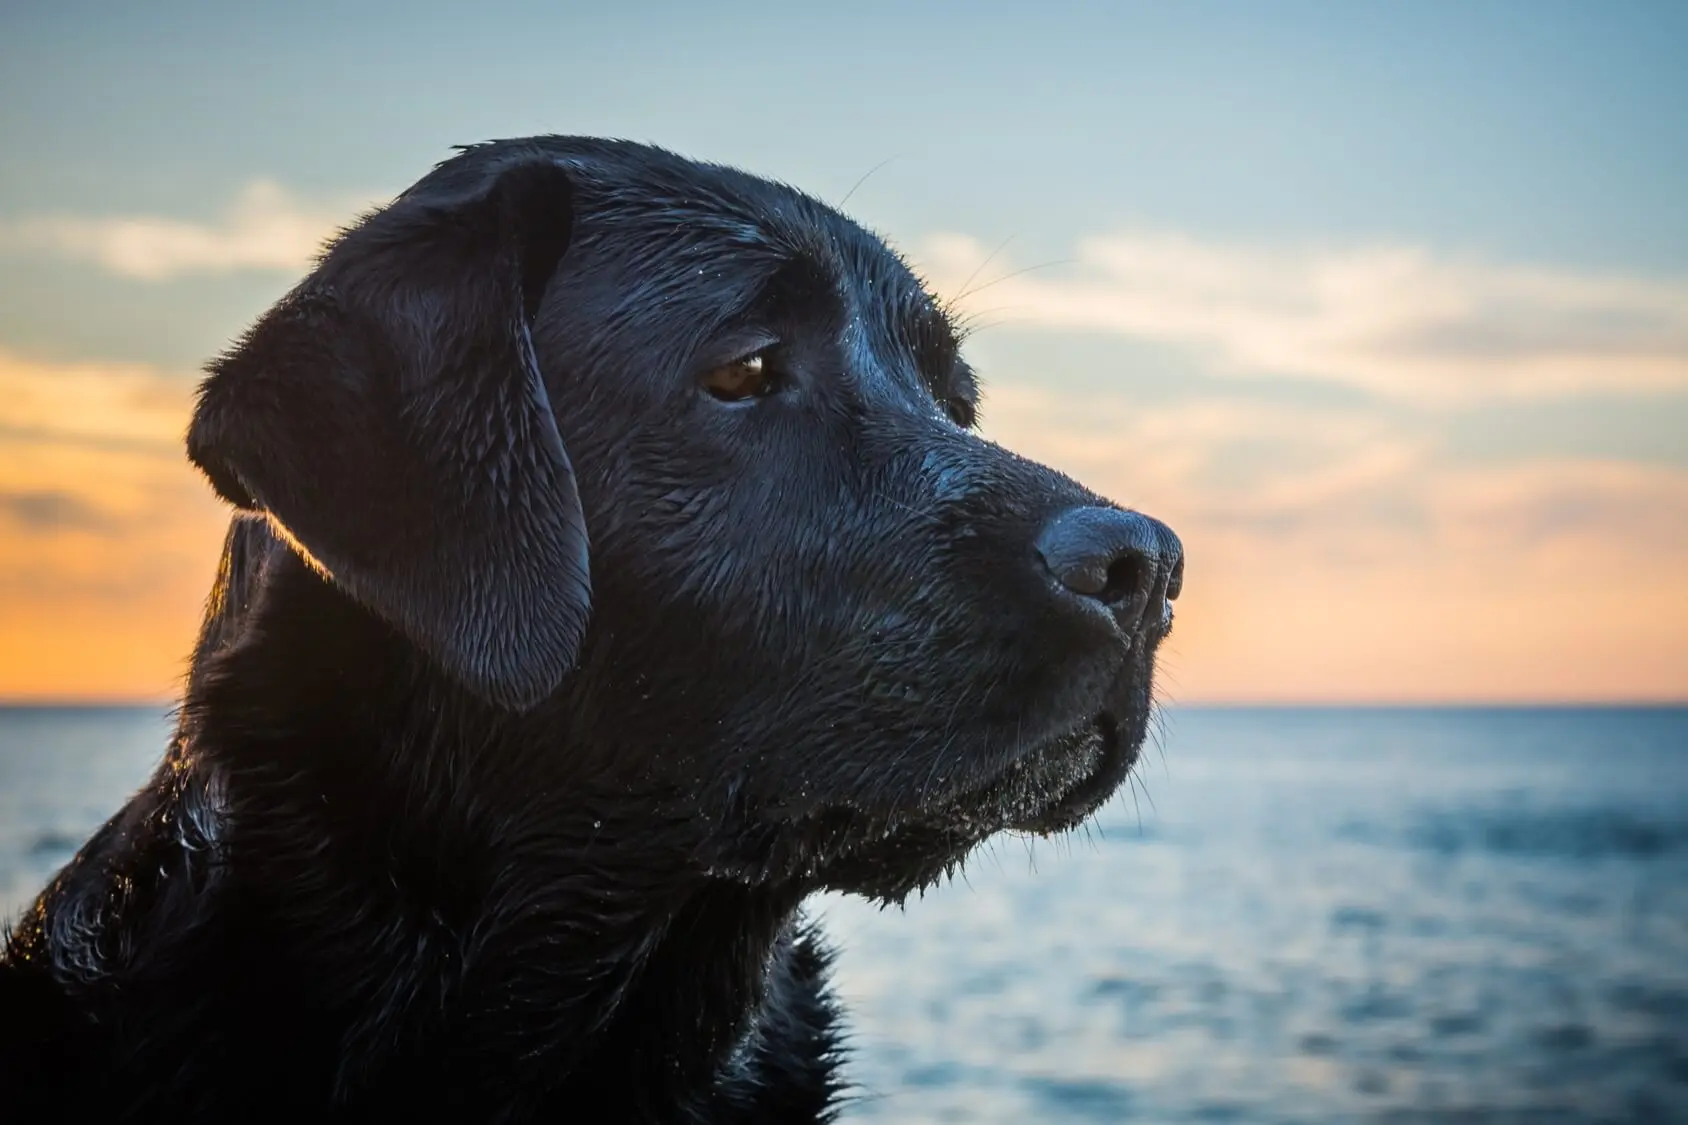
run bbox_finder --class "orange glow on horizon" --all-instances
[0,350,1683,706]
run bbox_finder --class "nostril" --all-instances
[1047,559,1109,598]
[1166,556,1185,602]
[1100,553,1150,609]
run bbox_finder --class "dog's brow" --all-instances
[886,282,965,399]
[734,250,845,330]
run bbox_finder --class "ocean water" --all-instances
[2,706,1685,1122]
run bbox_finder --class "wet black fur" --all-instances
[0,137,1179,1122]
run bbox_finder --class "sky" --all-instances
[0,0,1684,703]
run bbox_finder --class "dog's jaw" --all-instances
[699,700,1156,906]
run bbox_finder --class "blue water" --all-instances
[3,706,1685,1122]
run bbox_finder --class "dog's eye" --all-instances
[701,353,780,403]
[944,397,976,428]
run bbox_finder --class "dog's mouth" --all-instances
[944,710,1132,837]
[763,707,1141,901]
[704,697,1149,898]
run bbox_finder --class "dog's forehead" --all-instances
[427,137,964,389]
[574,150,915,289]
[443,138,944,318]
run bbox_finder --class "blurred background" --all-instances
[1,2,1684,1121]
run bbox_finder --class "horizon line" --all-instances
[2,695,1685,711]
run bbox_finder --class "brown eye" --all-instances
[701,353,779,403]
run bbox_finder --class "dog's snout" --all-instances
[1035,507,1184,633]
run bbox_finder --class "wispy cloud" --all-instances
[925,232,1688,404]
[0,352,225,698]
[975,379,1688,701]
[0,351,204,540]
[0,489,116,532]
[0,181,377,281]
[0,350,190,447]
[980,380,1688,555]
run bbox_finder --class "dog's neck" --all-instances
[30,544,839,1120]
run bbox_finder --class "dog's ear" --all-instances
[187,158,589,711]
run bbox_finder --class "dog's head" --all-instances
[188,138,1182,902]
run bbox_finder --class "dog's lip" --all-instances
[741,708,1135,890]
[728,697,1140,883]
[1000,711,1125,834]
[930,708,1128,838]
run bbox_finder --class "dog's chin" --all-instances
[797,706,1145,904]
[980,710,1132,834]
[699,653,1160,904]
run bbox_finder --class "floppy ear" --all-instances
[187,158,589,711]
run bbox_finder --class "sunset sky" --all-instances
[1,1,1684,703]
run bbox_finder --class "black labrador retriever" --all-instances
[0,137,1182,1122]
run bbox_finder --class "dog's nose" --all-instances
[1035,507,1184,634]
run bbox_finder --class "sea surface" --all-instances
[2,706,1685,1123]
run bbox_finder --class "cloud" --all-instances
[0,181,378,281]
[973,380,1688,701]
[0,489,115,532]
[0,351,206,544]
[1426,457,1688,553]
[0,352,227,699]
[979,379,1688,557]
[924,232,1688,404]
[978,382,1421,529]
[0,349,191,450]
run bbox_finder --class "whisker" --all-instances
[869,489,945,530]
[838,152,908,208]
[953,257,1077,306]
[951,234,1017,308]
[1135,770,1159,818]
